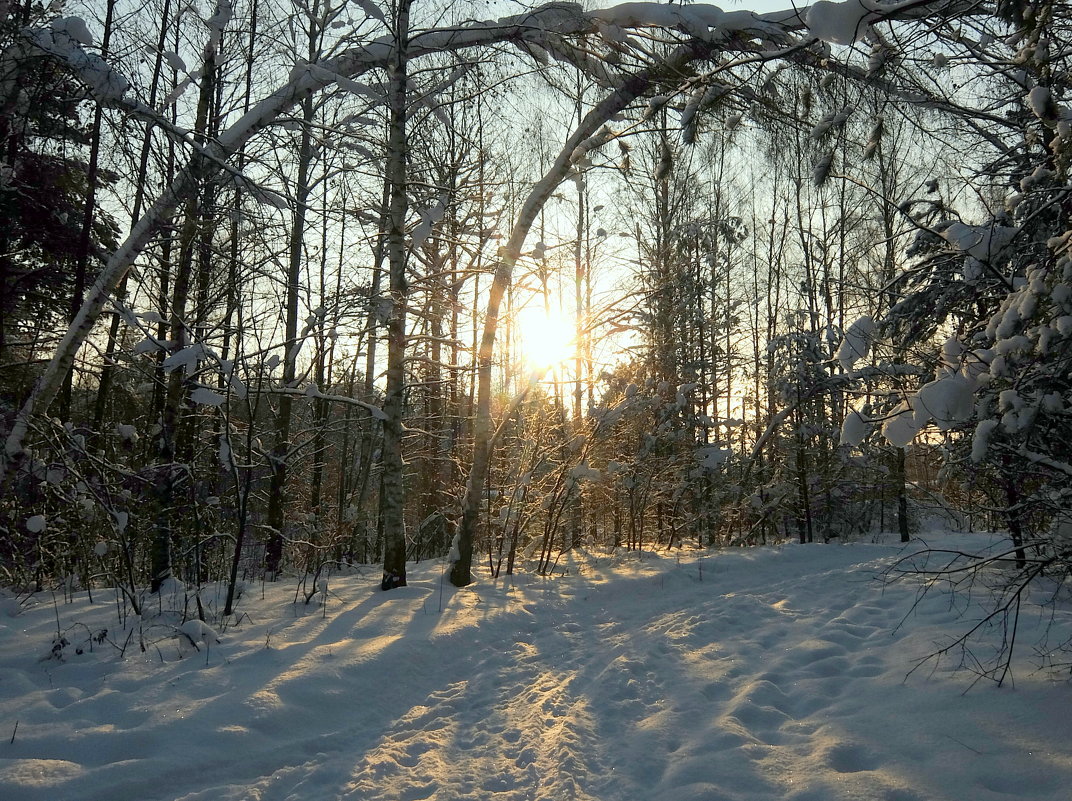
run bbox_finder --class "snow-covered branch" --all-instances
[267,385,387,421]
[1018,448,1072,479]
[0,0,980,479]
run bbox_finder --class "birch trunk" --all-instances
[380,0,414,589]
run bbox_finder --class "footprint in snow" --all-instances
[824,742,881,773]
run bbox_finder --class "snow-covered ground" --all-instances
[1,534,1070,801]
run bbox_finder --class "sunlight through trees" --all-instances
[0,1,1069,636]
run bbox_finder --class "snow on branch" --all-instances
[0,0,975,478]
[270,386,388,421]
[1018,448,1072,478]
[17,18,128,103]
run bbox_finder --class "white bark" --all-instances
[381,0,414,588]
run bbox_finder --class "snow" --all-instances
[354,0,387,24]
[160,50,186,72]
[410,196,448,250]
[1028,85,1054,121]
[50,17,93,47]
[810,105,853,139]
[115,423,137,442]
[188,387,226,407]
[883,370,977,446]
[568,463,602,482]
[588,2,784,40]
[812,149,833,187]
[179,619,220,649]
[839,408,869,446]
[881,402,922,448]
[943,222,1016,263]
[836,315,876,371]
[914,373,974,430]
[3,539,1071,801]
[132,337,166,356]
[24,21,128,103]
[971,418,999,463]
[696,444,731,469]
[204,0,232,52]
[228,373,248,400]
[161,344,212,374]
[999,389,1034,433]
[805,0,876,45]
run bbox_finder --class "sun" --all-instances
[514,303,575,374]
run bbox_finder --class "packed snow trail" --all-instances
[1,539,1071,800]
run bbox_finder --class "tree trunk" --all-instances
[92,0,169,432]
[151,44,219,592]
[264,1,325,574]
[58,0,115,422]
[1003,457,1027,570]
[896,446,910,543]
[380,0,414,590]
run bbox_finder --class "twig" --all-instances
[119,628,135,658]
[944,734,983,755]
[439,558,448,613]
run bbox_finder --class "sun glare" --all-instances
[515,304,575,373]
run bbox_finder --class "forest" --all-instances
[1,0,1071,616]
[2,2,1072,798]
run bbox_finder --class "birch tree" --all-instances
[379,0,414,588]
